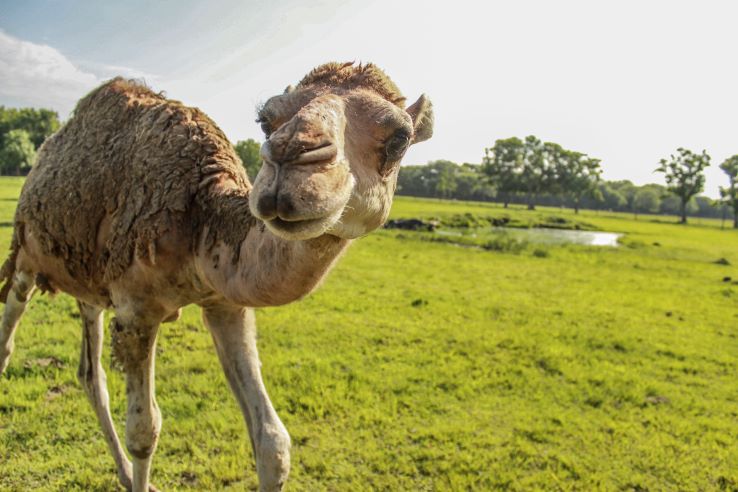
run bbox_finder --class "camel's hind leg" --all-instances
[0,271,36,375]
[77,301,150,491]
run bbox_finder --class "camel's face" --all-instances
[249,67,433,241]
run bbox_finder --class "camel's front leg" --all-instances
[111,312,161,492]
[203,304,290,492]
[76,301,148,491]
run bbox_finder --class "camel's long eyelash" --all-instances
[256,117,273,138]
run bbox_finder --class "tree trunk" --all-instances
[680,199,687,224]
[733,213,737,229]
[527,192,535,210]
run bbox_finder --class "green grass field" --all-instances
[1,177,737,491]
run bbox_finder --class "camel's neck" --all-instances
[195,178,351,307]
[197,209,350,307]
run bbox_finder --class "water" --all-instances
[496,227,622,246]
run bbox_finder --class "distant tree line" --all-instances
[397,137,738,226]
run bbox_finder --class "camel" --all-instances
[0,62,433,491]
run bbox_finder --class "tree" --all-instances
[0,107,60,149]
[428,160,459,198]
[482,137,523,207]
[397,164,432,197]
[520,135,553,210]
[0,129,36,175]
[558,150,602,214]
[655,148,710,224]
[632,187,660,219]
[719,154,738,228]
[717,187,732,229]
[597,182,627,211]
[455,163,495,201]
[233,138,262,180]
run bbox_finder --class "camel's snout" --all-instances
[253,139,343,223]
[249,95,353,241]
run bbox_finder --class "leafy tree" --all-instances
[717,188,733,229]
[482,137,523,207]
[0,107,60,149]
[520,135,553,210]
[596,182,627,210]
[233,138,262,181]
[397,165,431,196]
[719,154,738,228]
[633,187,660,219]
[655,148,710,224]
[0,129,36,175]
[427,160,459,198]
[455,163,495,201]
[558,150,602,214]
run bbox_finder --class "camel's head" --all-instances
[249,62,434,240]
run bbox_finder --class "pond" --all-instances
[497,227,622,247]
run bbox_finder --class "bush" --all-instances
[533,248,550,258]
[482,235,528,253]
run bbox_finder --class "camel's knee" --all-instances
[126,405,162,460]
[256,427,291,491]
[110,317,156,371]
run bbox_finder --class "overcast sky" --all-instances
[1,0,736,197]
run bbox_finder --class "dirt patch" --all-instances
[46,384,72,401]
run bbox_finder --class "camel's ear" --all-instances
[407,94,434,144]
[284,85,295,94]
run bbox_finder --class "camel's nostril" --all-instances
[257,193,278,219]
[276,194,296,219]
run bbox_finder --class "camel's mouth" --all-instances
[264,211,341,241]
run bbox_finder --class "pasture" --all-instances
[0,177,737,491]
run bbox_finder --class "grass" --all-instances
[1,180,738,490]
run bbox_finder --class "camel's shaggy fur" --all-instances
[0,78,255,299]
[297,62,406,106]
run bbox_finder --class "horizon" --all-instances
[1,0,736,197]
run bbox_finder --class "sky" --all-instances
[1,0,736,197]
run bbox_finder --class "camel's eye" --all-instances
[385,130,411,161]
[380,130,411,177]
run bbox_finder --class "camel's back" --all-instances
[14,78,251,285]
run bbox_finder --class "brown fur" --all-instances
[297,62,406,107]
[0,78,254,297]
